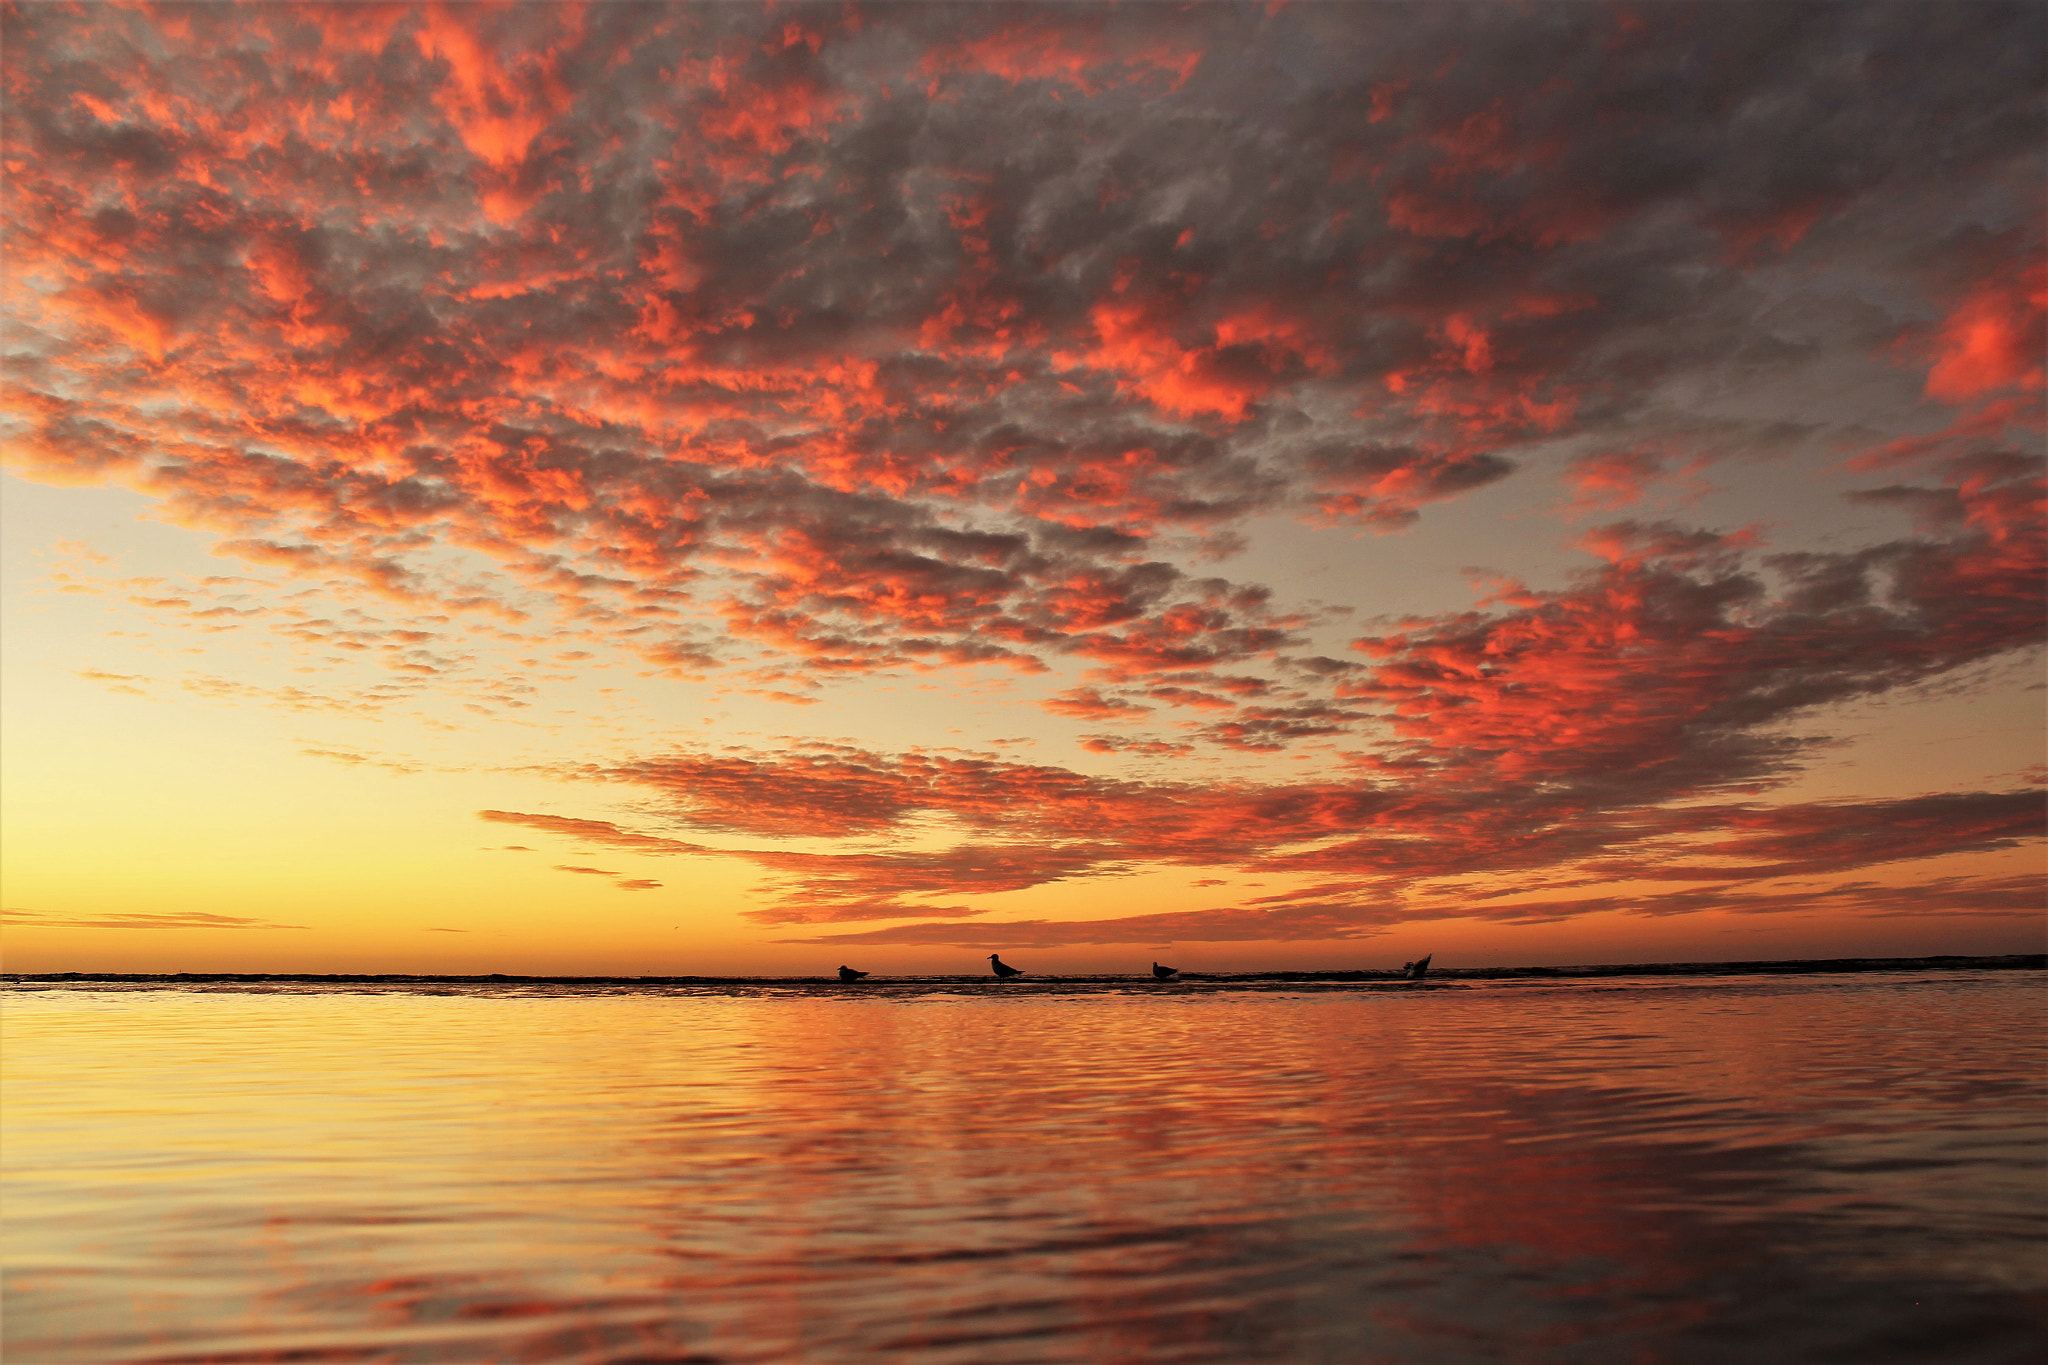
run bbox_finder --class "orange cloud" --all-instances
[413,5,571,169]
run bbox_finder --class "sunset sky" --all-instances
[2,1,2041,976]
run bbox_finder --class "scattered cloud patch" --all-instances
[4,4,2042,952]
[2,909,307,930]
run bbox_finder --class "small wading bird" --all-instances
[1152,962,1179,979]
[988,953,1024,978]
[837,966,869,982]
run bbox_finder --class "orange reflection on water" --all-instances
[3,975,2042,1364]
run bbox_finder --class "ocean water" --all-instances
[2,972,2041,1364]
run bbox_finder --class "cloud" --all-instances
[1340,487,2046,807]
[514,728,2043,935]
[480,810,703,854]
[74,669,150,695]
[779,900,1396,949]
[2,909,307,930]
[560,454,2042,914]
[735,842,1120,924]
[482,802,1118,922]
[780,870,2043,948]
[1043,688,1152,721]
[300,746,421,775]
[8,1,2035,718]
[1443,873,2048,926]
[1080,735,1193,757]
[1924,264,2047,402]
[1562,450,1673,514]
[5,4,2043,949]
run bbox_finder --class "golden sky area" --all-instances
[2,2,2042,975]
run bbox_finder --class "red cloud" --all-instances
[1305,446,1515,529]
[1344,470,2044,797]
[1924,265,2048,403]
[517,731,2043,932]
[1061,288,1338,422]
[12,2,2025,712]
[1562,450,1665,513]
[413,5,571,171]
[693,37,849,156]
[924,21,1200,95]
[6,4,2043,950]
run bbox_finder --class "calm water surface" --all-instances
[3,973,2042,1364]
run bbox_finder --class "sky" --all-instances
[2,1,2042,977]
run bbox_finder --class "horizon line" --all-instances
[6,953,2042,988]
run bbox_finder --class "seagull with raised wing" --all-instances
[838,965,869,981]
[1152,961,1179,979]
[988,953,1024,978]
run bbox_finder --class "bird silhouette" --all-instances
[1152,961,1179,979]
[837,965,869,981]
[988,953,1024,978]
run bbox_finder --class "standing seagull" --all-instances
[837,966,869,981]
[988,953,1024,978]
[1152,961,1179,979]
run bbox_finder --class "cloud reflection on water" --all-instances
[1,974,2040,1363]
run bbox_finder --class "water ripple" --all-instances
[3,972,2042,1364]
